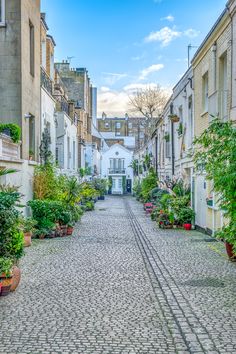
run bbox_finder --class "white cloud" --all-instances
[184,28,200,38]
[161,14,174,22]
[101,72,127,86]
[145,26,200,47]
[139,63,164,80]
[145,27,181,46]
[123,83,158,92]
[97,90,129,117]
[100,86,110,92]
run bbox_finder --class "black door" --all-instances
[126,179,132,193]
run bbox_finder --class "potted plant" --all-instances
[178,207,195,230]
[0,123,21,143]
[59,211,71,236]
[169,114,180,123]
[177,122,183,136]
[0,258,13,296]
[67,223,74,235]
[29,149,34,161]
[164,133,170,142]
[20,217,37,247]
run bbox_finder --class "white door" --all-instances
[112,177,123,194]
[195,175,207,229]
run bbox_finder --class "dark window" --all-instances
[29,21,35,76]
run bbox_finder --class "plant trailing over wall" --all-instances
[194,118,236,250]
[39,127,52,165]
[177,122,183,136]
[164,133,170,142]
[0,124,21,143]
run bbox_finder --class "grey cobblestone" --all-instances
[0,196,235,354]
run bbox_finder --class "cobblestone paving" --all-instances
[0,196,236,354]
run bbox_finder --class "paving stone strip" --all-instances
[125,199,220,354]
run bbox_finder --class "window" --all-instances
[0,0,5,25]
[128,122,132,129]
[116,131,121,136]
[202,72,208,112]
[29,21,35,76]
[29,116,35,157]
[219,52,228,120]
[116,122,121,129]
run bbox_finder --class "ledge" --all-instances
[28,160,39,166]
[0,156,24,164]
[200,111,209,117]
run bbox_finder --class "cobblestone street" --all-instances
[0,196,236,354]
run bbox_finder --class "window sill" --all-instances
[0,23,6,28]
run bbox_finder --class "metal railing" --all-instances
[108,168,126,174]
[41,67,53,95]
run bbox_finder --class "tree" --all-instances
[128,85,169,134]
[193,118,236,250]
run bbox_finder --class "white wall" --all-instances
[101,144,133,180]
[56,111,78,172]
[41,88,56,157]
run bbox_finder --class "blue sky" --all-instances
[41,0,226,116]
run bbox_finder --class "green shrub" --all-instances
[0,123,21,143]
[140,170,158,202]
[85,201,95,211]
[0,257,13,277]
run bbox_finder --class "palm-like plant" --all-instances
[0,168,18,177]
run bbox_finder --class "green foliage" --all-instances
[130,160,139,176]
[85,201,95,211]
[0,257,13,277]
[177,207,195,224]
[33,163,60,200]
[133,179,141,198]
[0,123,21,143]
[92,178,107,196]
[140,170,158,202]
[194,118,236,249]
[20,217,37,233]
[80,182,99,202]
[0,168,18,177]
[122,176,126,194]
[143,154,152,171]
[39,127,52,165]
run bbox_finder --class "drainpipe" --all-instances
[170,102,175,177]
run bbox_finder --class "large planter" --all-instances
[225,242,236,260]
[169,114,180,123]
[0,273,13,296]
[183,223,192,231]
[24,231,32,247]
[10,266,21,292]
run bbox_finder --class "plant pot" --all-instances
[183,223,192,231]
[10,266,21,292]
[39,234,46,240]
[67,226,74,235]
[169,114,180,123]
[24,231,32,247]
[206,199,213,207]
[47,230,56,238]
[60,225,67,236]
[225,242,236,260]
[0,273,13,296]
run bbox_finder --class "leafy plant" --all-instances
[177,122,183,136]
[177,207,195,224]
[140,169,158,202]
[85,201,95,211]
[0,257,13,277]
[194,118,236,250]
[20,217,37,233]
[164,133,170,142]
[0,123,21,143]
[33,163,60,200]
[39,127,52,165]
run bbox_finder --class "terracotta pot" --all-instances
[183,223,192,231]
[60,225,67,236]
[10,266,21,292]
[225,242,236,260]
[24,231,32,247]
[67,227,74,235]
[0,273,13,296]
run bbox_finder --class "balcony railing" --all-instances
[108,168,126,174]
[41,67,53,95]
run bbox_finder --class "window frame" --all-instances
[0,0,5,26]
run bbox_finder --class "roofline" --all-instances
[191,7,228,63]
[47,34,56,47]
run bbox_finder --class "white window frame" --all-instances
[0,0,6,26]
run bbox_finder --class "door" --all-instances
[112,177,123,194]
[126,179,132,193]
[195,175,207,229]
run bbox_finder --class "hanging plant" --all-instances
[177,122,183,136]
[169,114,180,123]
[164,133,170,142]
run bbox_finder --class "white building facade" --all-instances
[101,144,133,195]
